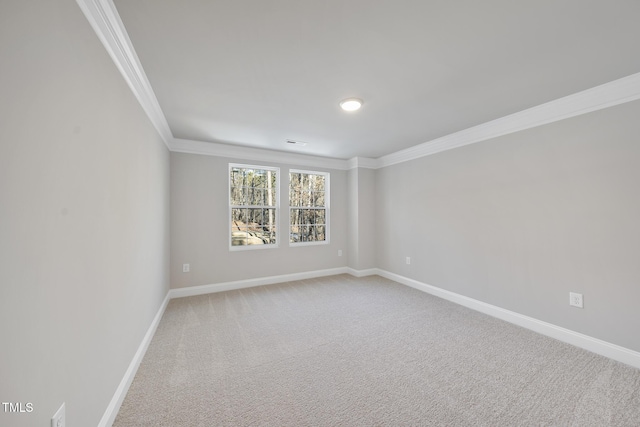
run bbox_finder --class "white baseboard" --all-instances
[98,292,171,427]
[169,267,350,299]
[376,269,640,370]
[346,267,379,277]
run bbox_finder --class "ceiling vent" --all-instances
[286,139,307,146]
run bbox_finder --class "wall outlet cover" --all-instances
[51,402,65,427]
[569,292,584,308]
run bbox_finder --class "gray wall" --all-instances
[376,100,640,353]
[0,1,170,426]
[171,153,348,288]
[347,168,359,269]
[2,2,638,425]
[356,168,377,270]
[347,168,377,271]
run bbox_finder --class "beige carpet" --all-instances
[113,275,640,426]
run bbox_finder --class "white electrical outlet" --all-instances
[338,249,342,257]
[183,263,190,273]
[406,257,411,265]
[51,402,65,427]
[569,292,583,308]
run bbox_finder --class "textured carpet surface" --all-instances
[113,275,640,426]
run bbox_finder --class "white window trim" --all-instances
[229,163,280,251]
[288,169,330,247]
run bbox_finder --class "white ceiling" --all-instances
[112,0,640,160]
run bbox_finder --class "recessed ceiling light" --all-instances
[339,98,363,112]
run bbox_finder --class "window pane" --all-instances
[258,188,268,206]
[245,169,256,188]
[300,225,310,242]
[231,208,247,224]
[309,225,318,241]
[230,165,278,249]
[230,186,242,205]
[253,169,266,188]
[247,231,266,245]
[290,173,300,188]
[239,169,248,187]
[248,189,260,206]
[240,187,249,205]
[289,188,300,207]
[305,209,315,225]
[304,225,313,241]
[265,188,276,206]
[263,208,275,232]
[289,208,297,226]
[230,168,242,187]
[289,171,327,245]
[266,229,276,244]
[248,208,262,227]
[231,230,248,246]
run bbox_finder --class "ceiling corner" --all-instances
[75,0,173,147]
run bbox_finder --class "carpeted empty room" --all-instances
[113,275,640,426]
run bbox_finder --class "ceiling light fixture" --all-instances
[339,98,363,112]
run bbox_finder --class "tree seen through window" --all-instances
[230,165,278,247]
[289,170,328,244]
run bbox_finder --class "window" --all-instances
[289,170,329,245]
[229,164,279,249]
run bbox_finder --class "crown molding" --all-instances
[76,0,640,170]
[75,0,173,147]
[378,72,640,168]
[347,157,378,169]
[170,138,351,170]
